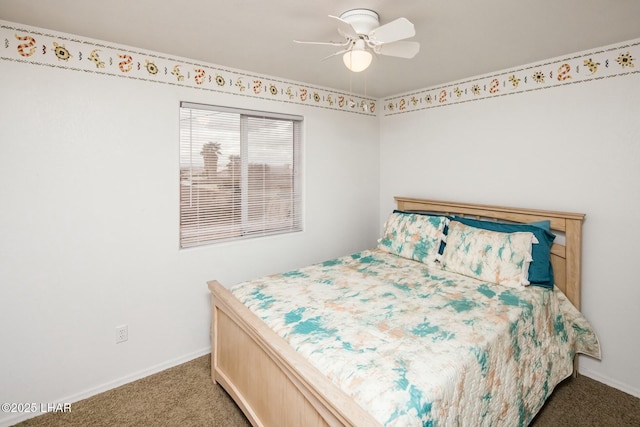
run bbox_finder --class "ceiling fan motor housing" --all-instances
[339,9,380,35]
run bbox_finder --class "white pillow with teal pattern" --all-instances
[441,221,535,287]
[377,211,448,266]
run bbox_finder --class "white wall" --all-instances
[0,55,379,424]
[379,72,640,397]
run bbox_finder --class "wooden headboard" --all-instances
[395,197,586,310]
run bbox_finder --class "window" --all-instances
[179,102,302,248]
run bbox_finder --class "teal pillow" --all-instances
[529,220,551,231]
[451,217,556,288]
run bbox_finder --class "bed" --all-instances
[207,196,600,427]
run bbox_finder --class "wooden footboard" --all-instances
[208,280,381,427]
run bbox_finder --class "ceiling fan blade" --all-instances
[328,15,358,39]
[369,17,415,44]
[321,48,351,61]
[294,39,350,47]
[376,41,420,58]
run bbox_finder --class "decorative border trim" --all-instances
[0,21,377,116]
[3,20,638,118]
[383,39,640,116]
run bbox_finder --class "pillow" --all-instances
[441,221,535,288]
[452,216,556,288]
[377,211,449,266]
[529,220,551,231]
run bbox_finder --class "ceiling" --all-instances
[2,0,640,98]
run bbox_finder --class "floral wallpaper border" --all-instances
[0,20,377,116]
[383,38,639,116]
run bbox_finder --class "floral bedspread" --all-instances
[230,249,600,427]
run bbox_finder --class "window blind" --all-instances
[179,102,302,248]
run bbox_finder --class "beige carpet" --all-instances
[16,355,640,427]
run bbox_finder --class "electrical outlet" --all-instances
[115,325,128,344]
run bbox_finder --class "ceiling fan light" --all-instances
[342,49,373,72]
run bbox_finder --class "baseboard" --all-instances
[579,367,640,399]
[0,347,211,427]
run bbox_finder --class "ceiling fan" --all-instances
[294,9,420,72]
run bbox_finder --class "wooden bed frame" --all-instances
[207,197,586,427]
